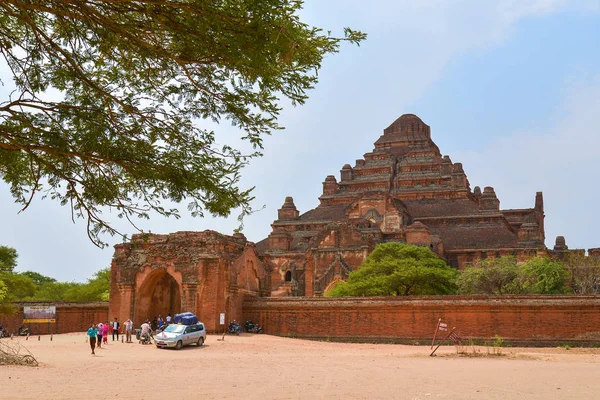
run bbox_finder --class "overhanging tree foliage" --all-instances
[326,242,458,297]
[0,0,366,246]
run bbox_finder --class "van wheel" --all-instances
[175,340,183,350]
[197,337,204,346]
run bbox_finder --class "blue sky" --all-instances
[1,0,599,281]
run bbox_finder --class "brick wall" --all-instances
[4,296,600,345]
[0,302,108,335]
[243,296,600,345]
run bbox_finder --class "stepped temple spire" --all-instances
[258,114,547,296]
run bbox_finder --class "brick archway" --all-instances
[134,269,181,324]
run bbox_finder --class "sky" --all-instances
[1,0,599,282]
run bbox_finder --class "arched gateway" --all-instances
[134,269,181,323]
[109,231,265,332]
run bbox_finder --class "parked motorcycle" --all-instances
[227,321,242,335]
[244,320,262,334]
[18,326,29,336]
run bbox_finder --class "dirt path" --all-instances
[1,333,599,400]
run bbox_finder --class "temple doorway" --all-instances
[135,270,181,324]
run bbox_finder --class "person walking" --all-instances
[87,323,98,355]
[102,321,109,345]
[96,322,104,348]
[124,318,133,343]
[112,317,120,341]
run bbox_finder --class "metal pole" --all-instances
[431,318,441,349]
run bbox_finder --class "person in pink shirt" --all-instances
[102,321,109,344]
[96,322,104,348]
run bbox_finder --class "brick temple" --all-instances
[260,114,547,296]
[109,114,591,329]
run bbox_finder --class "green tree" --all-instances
[0,1,366,246]
[326,243,458,297]
[20,271,57,286]
[0,246,18,272]
[23,268,110,302]
[0,272,36,299]
[517,257,568,294]
[78,268,110,301]
[0,279,10,314]
[25,281,81,302]
[0,271,36,314]
[0,246,21,313]
[457,256,520,295]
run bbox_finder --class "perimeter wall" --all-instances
[243,296,600,345]
[3,297,600,344]
[0,302,108,335]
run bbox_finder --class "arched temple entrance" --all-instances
[134,270,181,324]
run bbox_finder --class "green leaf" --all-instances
[0,0,366,247]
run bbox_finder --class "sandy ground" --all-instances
[1,333,599,400]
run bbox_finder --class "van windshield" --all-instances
[163,325,186,334]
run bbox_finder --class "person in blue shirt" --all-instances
[87,323,98,355]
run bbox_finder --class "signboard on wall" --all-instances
[23,305,57,323]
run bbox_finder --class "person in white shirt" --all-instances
[112,317,120,341]
[96,322,104,348]
[140,320,152,343]
[124,319,133,343]
[166,314,172,325]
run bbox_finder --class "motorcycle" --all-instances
[18,326,29,336]
[139,331,152,345]
[227,321,242,335]
[244,320,262,334]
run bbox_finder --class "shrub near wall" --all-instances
[243,295,600,345]
[0,302,108,335]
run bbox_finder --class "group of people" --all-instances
[85,314,174,355]
[139,314,173,341]
[86,317,134,355]
[149,314,172,331]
